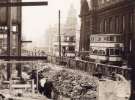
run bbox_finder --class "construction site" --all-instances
[0,0,133,100]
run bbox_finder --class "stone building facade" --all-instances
[79,0,135,64]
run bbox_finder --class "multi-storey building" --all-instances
[79,0,135,65]
[0,0,22,80]
[0,0,21,56]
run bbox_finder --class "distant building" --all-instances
[79,0,135,64]
[53,4,78,57]
[45,25,58,55]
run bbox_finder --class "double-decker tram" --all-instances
[89,34,124,65]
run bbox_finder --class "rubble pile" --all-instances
[45,68,98,99]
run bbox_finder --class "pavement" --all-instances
[98,79,130,100]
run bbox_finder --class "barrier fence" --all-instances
[47,55,131,80]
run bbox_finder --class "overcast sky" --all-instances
[22,0,80,48]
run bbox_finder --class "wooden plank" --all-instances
[0,56,47,60]
[11,84,36,89]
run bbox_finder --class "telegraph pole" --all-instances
[59,10,61,58]
[7,0,13,81]
[17,0,22,78]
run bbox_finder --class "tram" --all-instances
[89,34,124,65]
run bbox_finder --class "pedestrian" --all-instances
[43,78,54,99]
[38,77,46,95]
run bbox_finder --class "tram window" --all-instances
[69,46,75,51]
[115,49,120,55]
[90,37,94,42]
[110,36,114,41]
[98,50,106,55]
[89,48,93,54]
[102,51,106,55]
[98,37,101,41]
[93,50,98,54]
[98,50,102,55]
[107,37,110,41]
[104,37,107,41]
[116,36,122,42]
[109,49,115,55]
[91,37,94,42]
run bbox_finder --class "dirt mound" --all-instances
[41,64,98,99]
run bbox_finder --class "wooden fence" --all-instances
[47,55,131,79]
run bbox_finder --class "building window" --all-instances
[122,16,125,32]
[130,14,133,32]
[99,21,103,32]
[104,19,107,33]
[109,17,113,33]
[115,16,119,33]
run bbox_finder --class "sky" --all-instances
[22,0,80,48]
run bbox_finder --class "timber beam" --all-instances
[0,1,48,7]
